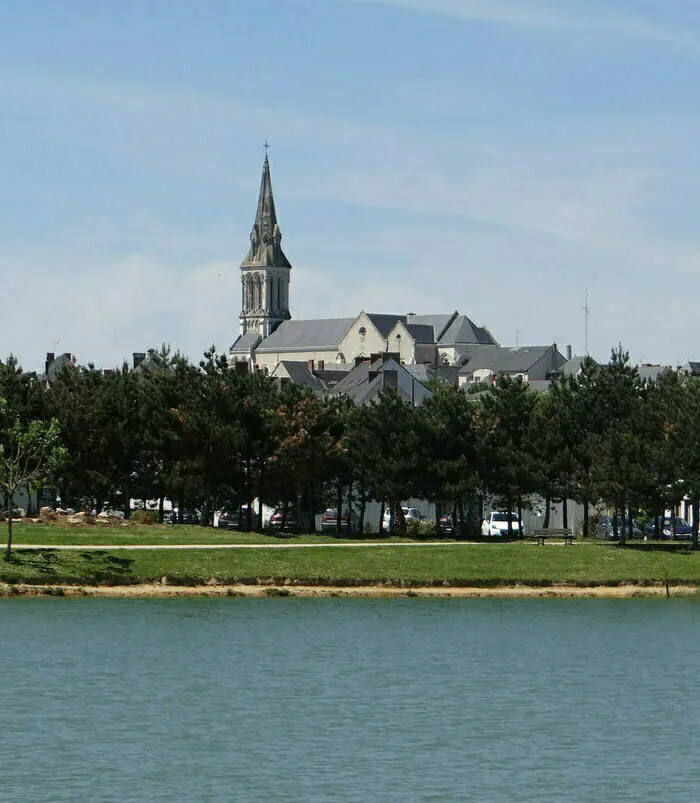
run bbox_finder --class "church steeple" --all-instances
[239,152,292,338]
[241,153,291,269]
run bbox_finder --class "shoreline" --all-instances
[1,582,697,598]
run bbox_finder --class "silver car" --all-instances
[595,515,643,540]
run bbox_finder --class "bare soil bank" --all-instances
[1,583,697,598]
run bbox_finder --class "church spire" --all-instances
[241,153,291,268]
[238,151,293,339]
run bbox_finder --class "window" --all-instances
[359,326,366,337]
[396,333,402,340]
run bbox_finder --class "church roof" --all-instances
[406,313,457,341]
[240,155,292,269]
[439,315,498,346]
[404,324,435,344]
[230,332,262,353]
[255,318,355,352]
[365,313,407,338]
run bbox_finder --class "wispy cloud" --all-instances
[356,0,700,53]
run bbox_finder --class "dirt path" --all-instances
[0,582,695,598]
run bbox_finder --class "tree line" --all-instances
[1,345,699,548]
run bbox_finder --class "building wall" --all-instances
[338,312,387,362]
[254,349,340,372]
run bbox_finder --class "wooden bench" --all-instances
[532,528,574,545]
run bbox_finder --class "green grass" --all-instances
[10,522,424,547]
[2,542,700,587]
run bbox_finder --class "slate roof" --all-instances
[404,364,459,385]
[272,361,327,392]
[406,313,456,341]
[686,361,700,376]
[254,318,355,352]
[404,324,435,344]
[44,353,75,384]
[439,315,498,346]
[326,357,432,405]
[457,345,559,375]
[637,365,671,383]
[230,332,262,353]
[559,356,587,376]
[366,313,406,338]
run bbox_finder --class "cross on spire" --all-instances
[263,140,270,156]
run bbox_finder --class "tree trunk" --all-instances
[458,498,465,538]
[507,499,513,538]
[359,478,367,534]
[692,501,699,551]
[627,506,633,541]
[543,496,550,530]
[336,482,343,534]
[5,513,13,561]
[517,497,523,540]
[378,500,385,536]
[562,497,568,531]
[653,500,660,540]
[452,499,458,537]
[257,496,263,532]
[612,507,619,540]
[582,497,589,539]
[671,505,677,539]
[618,502,626,546]
[158,495,165,525]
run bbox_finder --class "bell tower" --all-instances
[239,152,292,338]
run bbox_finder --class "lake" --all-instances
[1,597,699,802]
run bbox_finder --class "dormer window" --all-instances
[359,326,366,337]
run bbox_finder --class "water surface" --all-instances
[1,597,699,802]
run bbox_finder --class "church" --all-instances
[230,155,567,384]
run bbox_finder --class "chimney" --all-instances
[382,370,398,390]
[368,370,379,382]
[370,352,384,364]
[385,352,400,363]
[307,359,314,372]
[566,345,572,360]
[317,360,325,371]
[45,352,55,375]
[552,342,557,353]
[133,352,146,369]
[355,356,369,367]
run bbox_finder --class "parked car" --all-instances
[645,516,692,540]
[481,512,524,537]
[439,511,481,537]
[595,515,643,540]
[382,506,424,530]
[217,506,258,531]
[169,509,200,525]
[269,508,312,532]
[320,508,359,532]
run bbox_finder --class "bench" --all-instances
[532,528,574,546]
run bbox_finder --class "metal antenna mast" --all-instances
[582,288,590,356]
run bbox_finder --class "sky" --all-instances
[2,0,700,371]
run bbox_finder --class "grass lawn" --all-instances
[9,522,422,547]
[2,542,700,587]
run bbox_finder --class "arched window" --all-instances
[358,326,366,337]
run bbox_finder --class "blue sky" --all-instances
[2,0,699,370]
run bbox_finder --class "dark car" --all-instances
[169,509,200,525]
[595,515,643,540]
[645,516,692,540]
[320,508,359,533]
[439,511,481,536]
[217,506,258,531]
[269,508,311,533]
